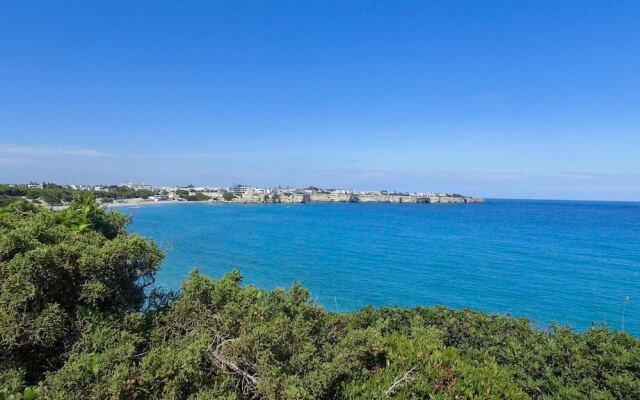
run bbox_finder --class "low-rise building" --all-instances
[230,184,252,196]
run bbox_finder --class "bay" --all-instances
[118,199,640,335]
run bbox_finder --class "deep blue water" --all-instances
[118,200,640,335]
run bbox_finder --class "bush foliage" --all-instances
[1,197,639,399]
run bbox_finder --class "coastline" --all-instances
[104,196,484,208]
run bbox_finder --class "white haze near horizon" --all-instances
[0,145,638,201]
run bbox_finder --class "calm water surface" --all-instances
[118,200,640,335]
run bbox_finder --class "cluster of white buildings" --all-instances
[116,184,455,200]
[69,184,110,192]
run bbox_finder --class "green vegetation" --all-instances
[98,186,155,201]
[1,197,639,399]
[0,184,154,206]
[186,192,211,202]
[176,189,212,202]
[0,184,75,206]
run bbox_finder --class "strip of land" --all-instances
[1,182,483,208]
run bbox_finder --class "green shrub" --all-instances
[186,193,211,202]
[0,194,163,385]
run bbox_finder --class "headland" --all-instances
[1,182,483,208]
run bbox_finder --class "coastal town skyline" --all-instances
[1,182,481,206]
[3,181,467,198]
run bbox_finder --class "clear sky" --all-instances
[1,1,639,200]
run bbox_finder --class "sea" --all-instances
[117,199,640,335]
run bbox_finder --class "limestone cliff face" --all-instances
[354,195,482,204]
[219,192,483,204]
[309,193,352,202]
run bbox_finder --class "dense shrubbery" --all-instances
[175,190,212,202]
[1,197,639,399]
[0,195,162,395]
[185,192,211,202]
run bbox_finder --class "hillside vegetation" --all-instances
[0,184,154,207]
[1,196,639,399]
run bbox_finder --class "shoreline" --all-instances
[104,197,484,208]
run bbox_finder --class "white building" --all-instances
[230,184,251,196]
[330,189,354,195]
[124,183,155,191]
[253,187,267,195]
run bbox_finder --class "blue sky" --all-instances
[1,1,639,200]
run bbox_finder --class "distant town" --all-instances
[0,182,483,207]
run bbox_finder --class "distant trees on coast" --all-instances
[0,184,154,207]
[176,189,212,202]
[1,195,639,399]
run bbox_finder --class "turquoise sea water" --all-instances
[119,200,640,335]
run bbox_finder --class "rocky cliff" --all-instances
[221,193,483,204]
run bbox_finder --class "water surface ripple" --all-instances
[119,200,640,335]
